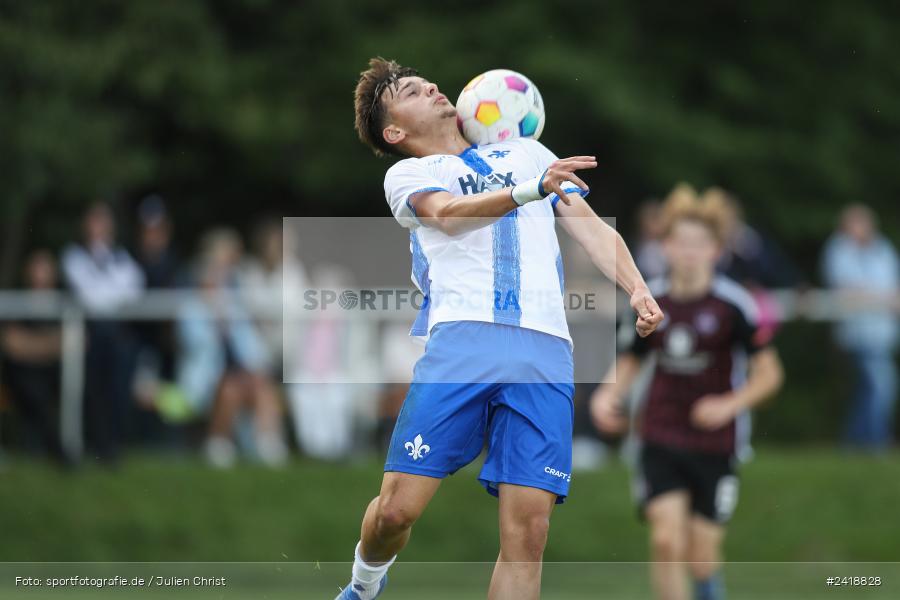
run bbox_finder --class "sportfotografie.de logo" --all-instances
[301,288,600,312]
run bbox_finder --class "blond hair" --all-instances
[659,183,730,242]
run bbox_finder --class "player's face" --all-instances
[381,76,456,143]
[664,219,721,278]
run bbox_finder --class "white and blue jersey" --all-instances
[384,137,587,344]
[382,138,583,503]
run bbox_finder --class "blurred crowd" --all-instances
[3,197,307,468]
[0,190,897,469]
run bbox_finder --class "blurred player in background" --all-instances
[591,185,784,600]
[339,58,664,600]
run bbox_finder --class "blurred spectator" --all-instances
[176,228,287,468]
[822,204,899,450]
[240,218,308,377]
[61,202,145,463]
[133,195,183,444]
[375,323,423,452]
[0,250,70,465]
[709,188,803,343]
[136,194,182,290]
[712,188,803,289]
[633,199,668,280]
[287,264,355,460]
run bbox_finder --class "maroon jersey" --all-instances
[623,276,770,455]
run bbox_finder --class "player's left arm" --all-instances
[732,347,784,411]
[556,194,664,337]
[692,348,784,430]
[691,301,785,430]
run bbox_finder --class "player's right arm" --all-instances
[590,352,642,435]
[410,188,520,234]
[385,156,596,235]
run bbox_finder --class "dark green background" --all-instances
[2,0,897,275]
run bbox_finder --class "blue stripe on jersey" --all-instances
[457,145,522,326]
[492,214,522,325]
[409,231,431,336]
[555,252,565,296]
[457,145,492,177]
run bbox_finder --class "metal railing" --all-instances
[0,288,897,460]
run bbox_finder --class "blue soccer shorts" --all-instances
[384,320,575,503]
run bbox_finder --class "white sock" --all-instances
[351,541,395,587]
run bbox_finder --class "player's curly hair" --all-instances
[660,183,730,242]
[354,57,419,157]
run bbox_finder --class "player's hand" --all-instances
[541,156,598,205]
[690,394,740,430]
[590,386,628,435]
[631,286,664,337]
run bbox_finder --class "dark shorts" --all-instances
[634,443,739,524]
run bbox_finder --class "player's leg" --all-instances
[360,471,442,562]
[687,516,726,600]
[480,383,574,596]
[488,483,557,600]
[337,472,440,600]
[686,452,738,600]
[647,492,691,600]
[338,325,495,599]
[646,491,692,600]
[636,444,693,600]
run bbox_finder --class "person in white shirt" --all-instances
[61,202,145,463]
[335,58,664,600]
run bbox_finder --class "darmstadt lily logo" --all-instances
[405,434,430,460]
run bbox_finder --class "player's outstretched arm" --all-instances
[590,353,642,435]
[556,196,664,337]
[411,156,596,235]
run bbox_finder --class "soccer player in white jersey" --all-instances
[335,58,664,600]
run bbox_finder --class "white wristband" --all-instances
[510,170,548,206]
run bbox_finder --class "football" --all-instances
[456,69,545,145]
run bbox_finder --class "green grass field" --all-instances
[0,448,898,598]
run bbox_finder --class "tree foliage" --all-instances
[1,0,897,282]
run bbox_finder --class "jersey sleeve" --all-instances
[515,138,589,208]
[383,159,449,229]
[617,318,651,357]
[732,302,768,354]
[716,278,769,354]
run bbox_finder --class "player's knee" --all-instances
[502,513,550,560]
[374,499,418,534]
[650,528,686,562]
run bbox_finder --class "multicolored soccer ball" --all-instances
[456,69,545,145]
